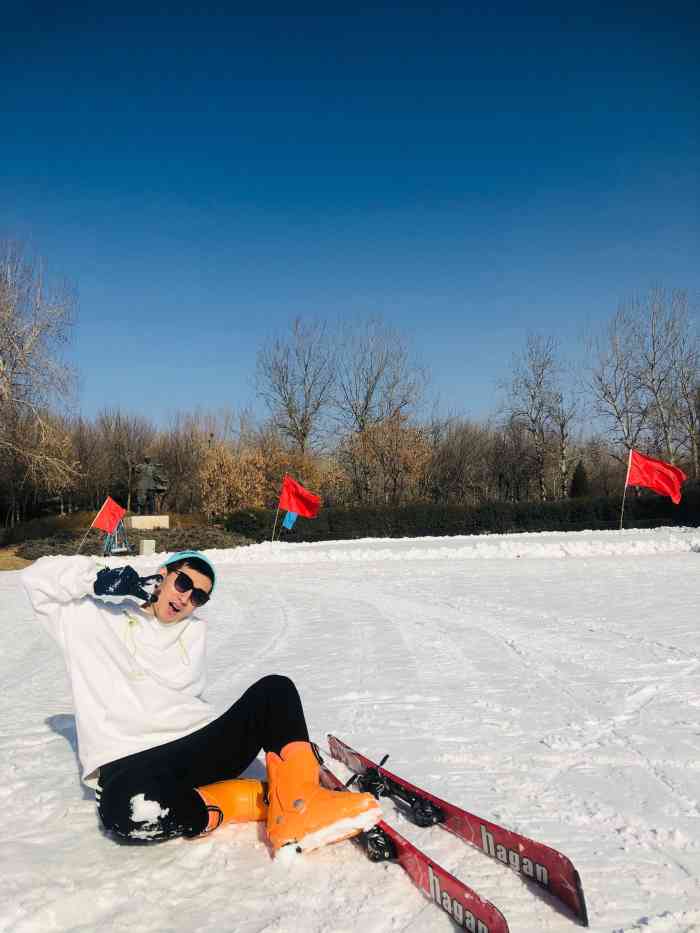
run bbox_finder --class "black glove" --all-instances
[94,566,162,601]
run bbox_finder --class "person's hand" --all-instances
[93,566,162,601]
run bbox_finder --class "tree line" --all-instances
[1,241,697,527]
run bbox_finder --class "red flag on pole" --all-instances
[626,450,687,505]
[92,496,127,534]
[278,475,321,518]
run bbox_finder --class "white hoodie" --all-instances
[22,556,217,787]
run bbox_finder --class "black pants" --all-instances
[97,674,309,842]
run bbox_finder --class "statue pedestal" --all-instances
[126,515,170,531]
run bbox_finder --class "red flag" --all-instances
[626,450,687,505]
[92,496,127,534]
[278,475,321,519]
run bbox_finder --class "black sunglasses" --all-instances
[172,569,211,607]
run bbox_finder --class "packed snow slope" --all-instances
[2,527,700,933]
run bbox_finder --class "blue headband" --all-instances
[164,550,216,593]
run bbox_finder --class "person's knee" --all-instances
[97,777,138,838]
[258,673,298,696]
[98,775,187,842]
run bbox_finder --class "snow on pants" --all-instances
[96,674,309,842]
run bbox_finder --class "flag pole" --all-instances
[272,473,289,542]
[76,517,96,555]
[271,504,281,543]
[77,496,108,554]
[619,448,633,530]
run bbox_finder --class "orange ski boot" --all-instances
[195,778,268,834]
[265,741,381,855]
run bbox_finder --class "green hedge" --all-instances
[225,482,699,543]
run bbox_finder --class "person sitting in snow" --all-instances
[22,550,380,851]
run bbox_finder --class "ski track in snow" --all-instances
[1,526,700,932]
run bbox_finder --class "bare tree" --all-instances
[588,288,698,467]
[634,288,689,463]
[68,416,104,510]
[548,388,578,499]
[152,410,225,514]
[674,358,700,478]
[331,317,428,504]
[333,316,427,433]
[0,243,77,523]
[502,334,564,501]
[578,435,625,496]
[256,318,336,454]
[423,417,495,505]
[338,413,430,507]
[95,410,156,511]
[491,417,537,503]
[587,306,649,460]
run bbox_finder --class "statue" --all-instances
[135,457,168,514]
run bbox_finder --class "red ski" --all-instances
[327,734,588,927]
[320,763,510,933]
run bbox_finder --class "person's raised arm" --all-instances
[21,555,101,646]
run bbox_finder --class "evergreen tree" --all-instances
[569,460,590,498]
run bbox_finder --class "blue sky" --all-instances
[3,4,698,425]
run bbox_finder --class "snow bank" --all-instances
[192,524,700,566]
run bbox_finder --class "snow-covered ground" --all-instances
[2,527,700,933]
